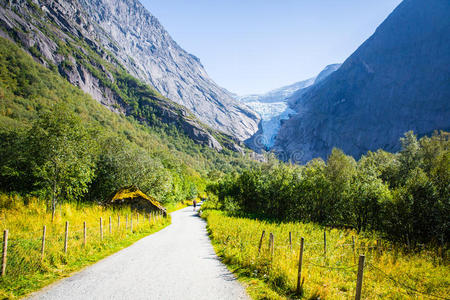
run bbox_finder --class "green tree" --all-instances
[29,104,96,220]
[324,148,356,226]
[398,131,421,184]
[188,183,198,200]
[0,127,36,192]
[295,158,328,223]
[352,157,392,232]
[90,135,172,202]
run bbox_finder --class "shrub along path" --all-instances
[28,207,248,300]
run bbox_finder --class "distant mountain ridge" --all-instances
[274,0,450,163]
[237,77,316,104]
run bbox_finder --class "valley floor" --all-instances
[28,207,248,300]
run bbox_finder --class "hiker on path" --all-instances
[193,199,197,211]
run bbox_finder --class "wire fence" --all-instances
[255,231,450,299]
[208,216,449,300]
[0,211,166,283]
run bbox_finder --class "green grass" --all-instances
[202,210,449,299]
[0,194,170,299]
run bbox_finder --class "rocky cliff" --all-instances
[77,0,259,140]
[0,0,247,150]
[274,0,450,163]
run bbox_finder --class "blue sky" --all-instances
[141,0,403,95]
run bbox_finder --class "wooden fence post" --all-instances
[130,214,133,232]
[109,216,112,234]
[83,221,87,247]
[41,225,46,260]
[100,217,103,241]
[258,230,265,254]
[268,233,272,255]
[269,233,274,258]
[355,255,365,300]
[324,230,327,258]
[148,212,151,224]
[1,230,8,276]
[64,221,69,254]
[268,233,272,250]
[296,237,304,295]
[289,232,292,251]
[137,213,139,225]
[352,236,356,262]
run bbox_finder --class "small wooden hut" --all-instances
[109,186,167,216]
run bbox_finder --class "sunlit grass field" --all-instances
[0,194,170,298]
[202,210,449,299]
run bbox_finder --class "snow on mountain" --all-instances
[237,64,341,149]
[237,78,315,104]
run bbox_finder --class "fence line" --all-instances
[243,228,449,300]
[0,212,168,278]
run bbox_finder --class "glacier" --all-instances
[237,64,341,149]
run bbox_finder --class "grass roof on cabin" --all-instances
[111,186,165,211]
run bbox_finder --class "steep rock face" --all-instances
[275,0,450,163]
[77,0,259,140]
[0,0,224,151]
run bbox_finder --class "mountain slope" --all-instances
[0,35,258,202]
[0,0,236,150]
[275,0,450,163]
[77,0,259,140]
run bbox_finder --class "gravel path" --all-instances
[28,207,249,300]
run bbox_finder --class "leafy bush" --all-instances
[209,131,450,245]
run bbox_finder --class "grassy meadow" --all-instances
[202,209,449,299]
[0,194,170,298]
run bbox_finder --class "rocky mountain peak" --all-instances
[78,0,260,140]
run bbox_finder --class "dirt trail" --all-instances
[28,207,248,300]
